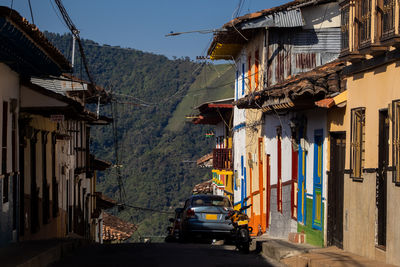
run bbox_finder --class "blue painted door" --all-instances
[297,128,306,224]
[312,129,323,230]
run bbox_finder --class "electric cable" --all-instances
[27,0,34,24]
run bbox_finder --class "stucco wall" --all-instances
[0,63,19,246]
[233,107,246,206]
[344,60,400,265]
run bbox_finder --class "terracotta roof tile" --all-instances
[0,6,71,72]
[102,213,137,241]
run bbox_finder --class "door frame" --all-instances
[327,131,345,248]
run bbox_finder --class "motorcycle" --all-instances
[226,204,253,253]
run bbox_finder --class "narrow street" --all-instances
[51,242,276,267]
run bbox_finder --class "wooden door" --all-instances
[327,132,345,248]
[297,127,306,223]
[312,130,324,230]
[377,110,388,248]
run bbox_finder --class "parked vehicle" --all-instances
[179,195,233,242]
[165,208,183,242]
[226,204,253,253]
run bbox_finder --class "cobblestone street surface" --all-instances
[51,242,277,267]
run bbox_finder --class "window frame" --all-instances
[357,0,372,48]
[340,1,350,52]
[381,0,396,39]
[350,107,366,181]
[2,101,8,203]
[392,100,400,186]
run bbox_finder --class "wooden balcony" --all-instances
[213,148,233,171]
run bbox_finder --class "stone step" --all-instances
[261,239,316,261]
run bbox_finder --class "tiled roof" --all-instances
[196,153,213,167]
[235,60,346,109]
[102,213,137,241]
[0,6,71,72]
[208,0,335,57]
[192,180,213,195]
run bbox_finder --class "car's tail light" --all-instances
[186,209,195,218]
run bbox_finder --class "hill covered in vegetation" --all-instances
[45,32,234,240]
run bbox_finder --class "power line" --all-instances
[27,0,34,24]
[119,204,174,215]
[53,0,95,86]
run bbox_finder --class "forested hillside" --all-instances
[45,32,234,239]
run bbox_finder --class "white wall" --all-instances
[0,63,19,217]
[233,107,246,205]
[263,113,294,185]
[302,2,340,29]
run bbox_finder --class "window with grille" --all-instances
[350,108,365,180]
[392,100,400,185]
[358,0,372,46]
[382,0,395,38]
[341,2,350,51]
[2,101,8,203]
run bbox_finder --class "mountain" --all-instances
[45,32,234,240]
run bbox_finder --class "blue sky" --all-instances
[5,0,288,59]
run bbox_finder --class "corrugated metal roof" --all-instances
[31,77,88,96]
[241,8,304,29]
[292,28,341,53]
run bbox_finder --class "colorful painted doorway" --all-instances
[297,127,307,224]
[312,129,323,230]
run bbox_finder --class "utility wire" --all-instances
[27,0,34,24]
[119,204,174,215]
[53,0,95,86]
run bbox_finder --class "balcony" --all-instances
[213,148,233,170]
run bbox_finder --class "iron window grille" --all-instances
[341,1,350,51]
[392,100,400,186]
[350,107,366,181]
[358,0,372,48]
[382,0,395,38]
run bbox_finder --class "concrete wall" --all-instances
[0,63,20,246]
[344,60,400,265]
[267,185,297,238]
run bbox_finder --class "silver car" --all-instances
[180,195,234,241]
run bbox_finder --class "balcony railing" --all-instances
[213,148,233,170]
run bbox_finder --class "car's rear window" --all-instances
[191,196,231,207]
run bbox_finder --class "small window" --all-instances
[350,107,366,180]
[357,0,372,47]
[2,101,8,175]
[382,0,395,38]
[392,100,400,185]
[340,1,350,51]
[2,174,9,203]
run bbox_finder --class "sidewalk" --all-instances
[251,236,397,267]
[0,238,87,267]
